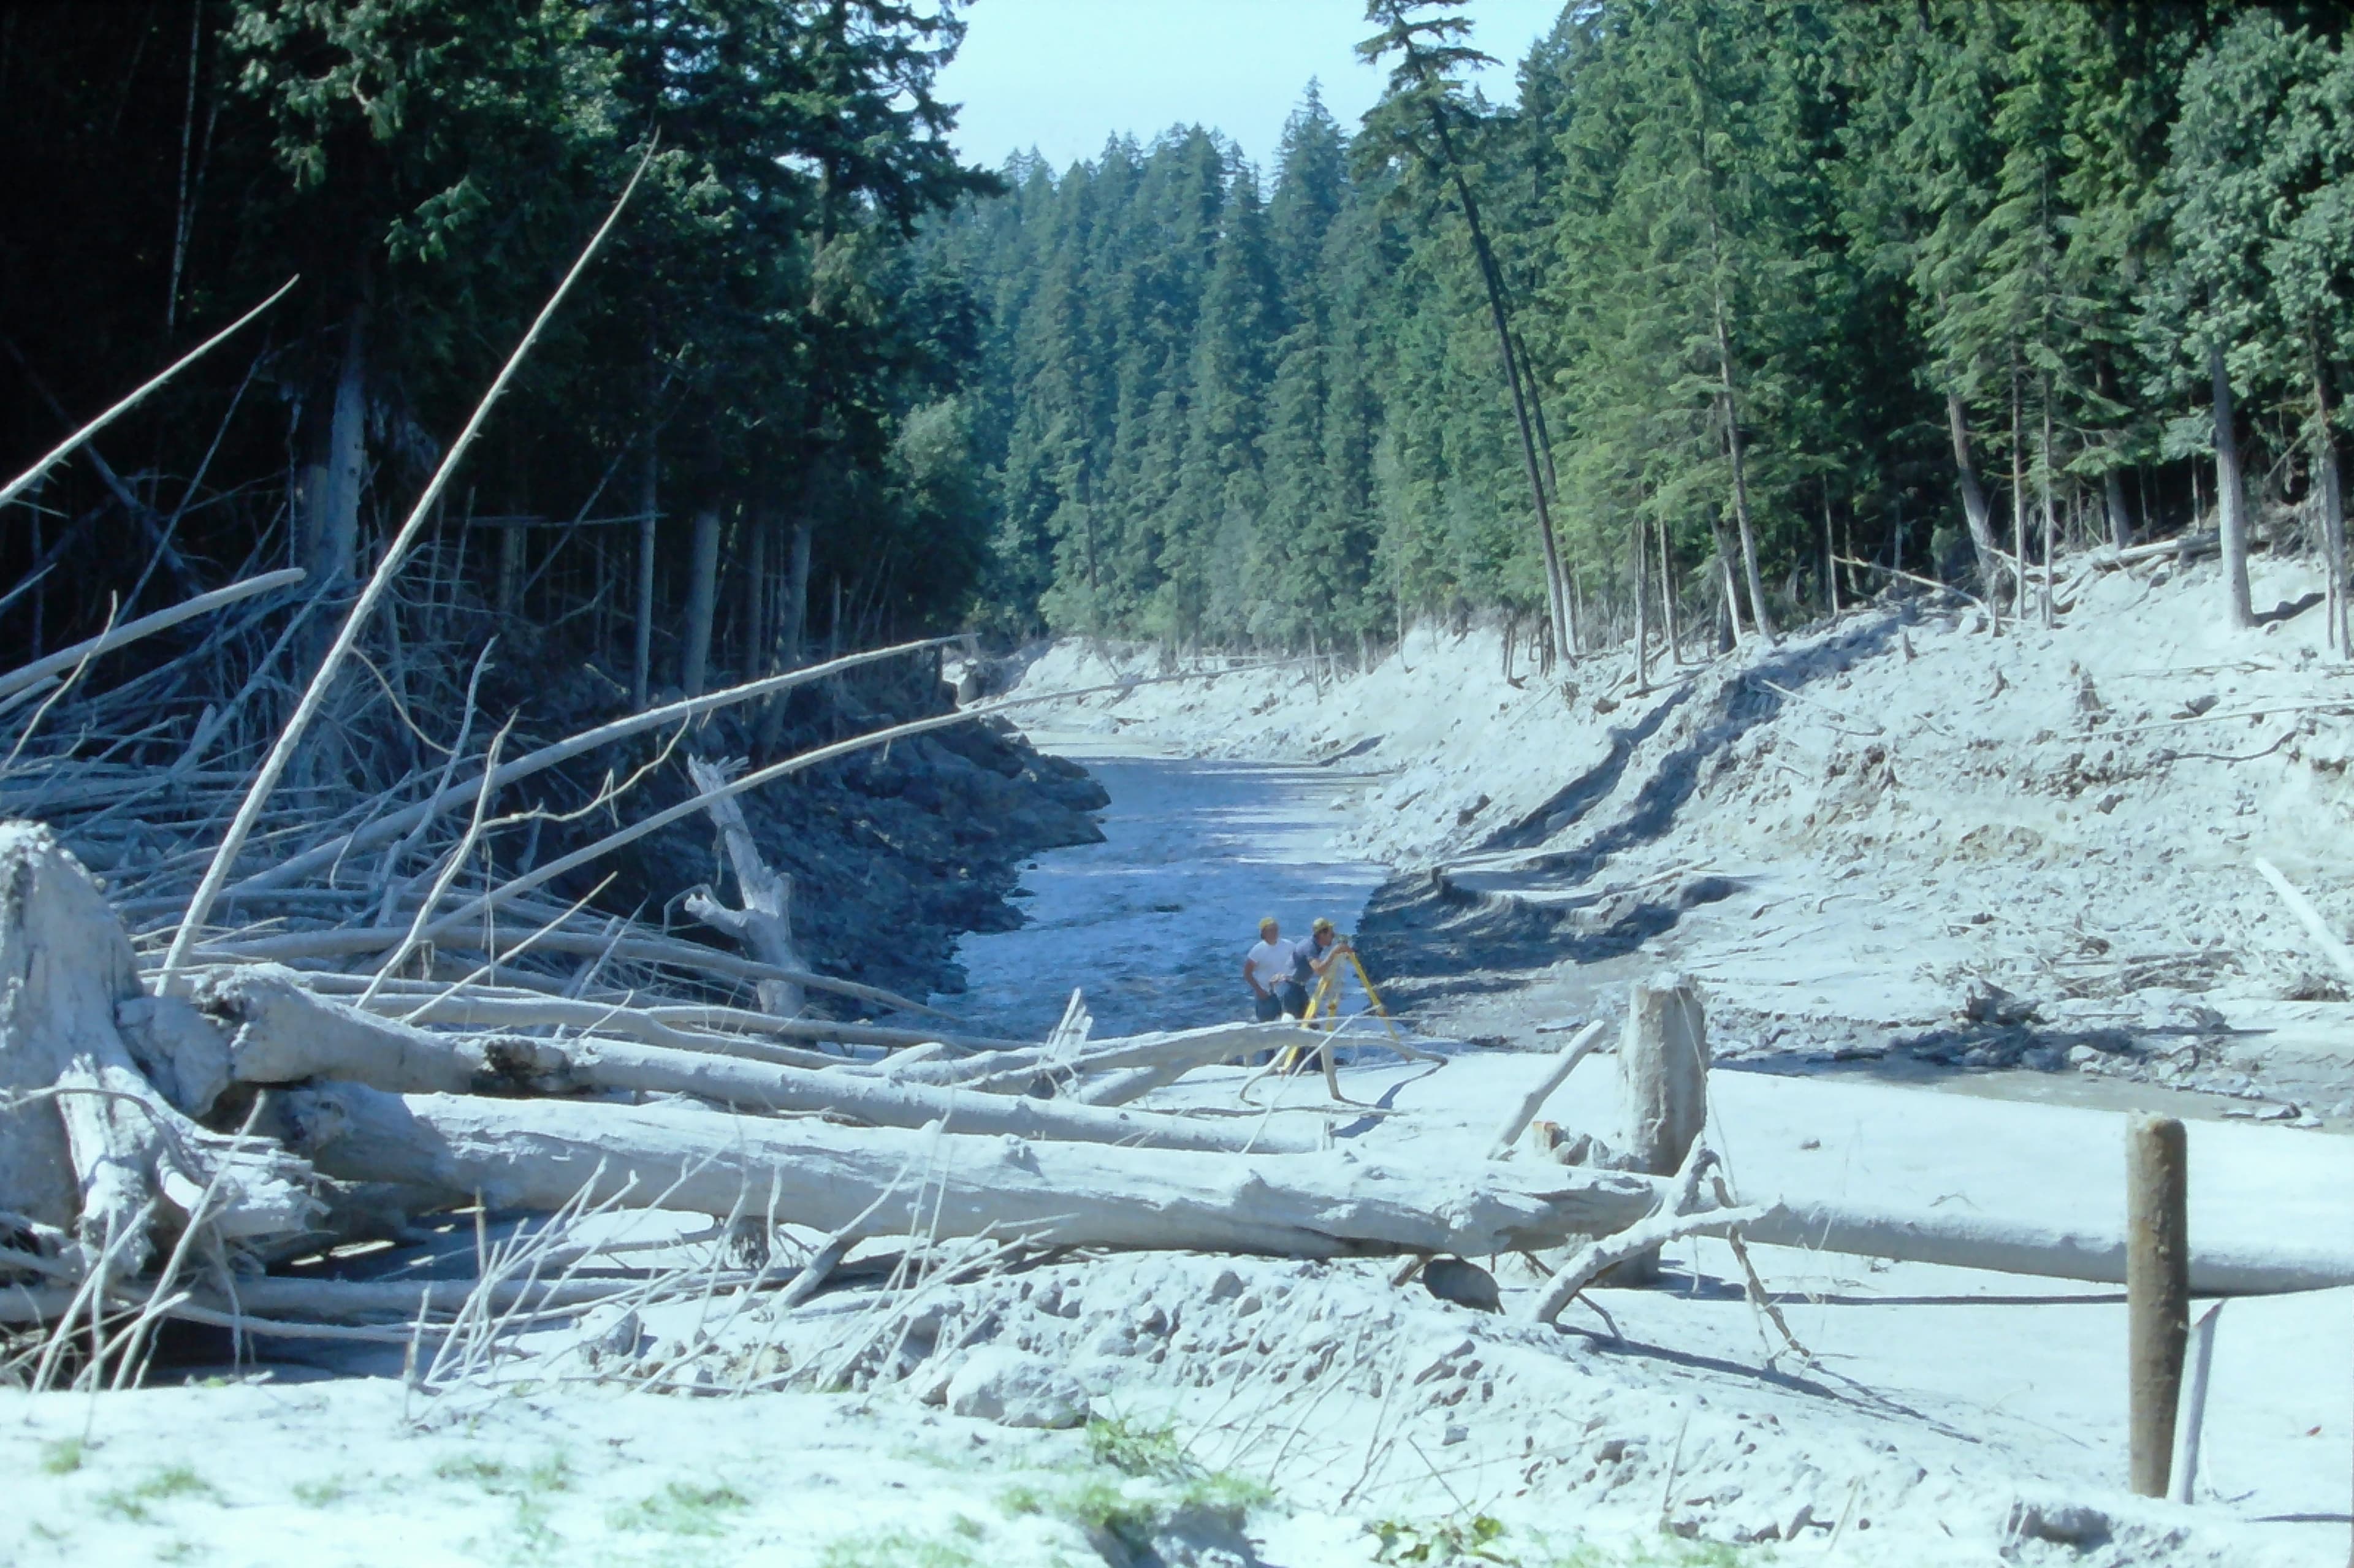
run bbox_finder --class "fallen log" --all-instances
[276,1084,1670,1258]
[928,1021,1346,1095]
[2252,855,2354,986]
[536,1040,1317,1154]
[0,569,307,707]
[359,991,1023,1056]
[179,970,1319,1154]
[222,637,960,899]
[1072,1060,1197,1108]
[1530,1140,1734,1323]
[0,279,294,514]
[1534,1201,1766,1325]
[182,926,954,1020]
[1726,1197,2354,1296]
[177,977,851,1073]
[2093,530,2219,569]
[1488,1020,1607,1159]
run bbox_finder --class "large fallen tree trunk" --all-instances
[274,1085,2354,1291]
[356,991,1025,1056]
[905,1021,1357,1095]
[1727,1198,2354,1296]
[172,968,1320,1154]
[183,924,954,1019]
[274,1083,1670,1258]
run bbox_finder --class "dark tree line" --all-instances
[1,0,998,733]
[943,1,2354,659]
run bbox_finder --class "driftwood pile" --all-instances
[4,549,2352,1398]
[0,813,1723,1382]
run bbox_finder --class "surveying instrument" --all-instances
[1276,937,1402,1072]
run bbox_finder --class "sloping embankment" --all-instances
[999,549,2354,1115]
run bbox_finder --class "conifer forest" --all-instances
[946,1,2354,657]
[9,3,2354,690]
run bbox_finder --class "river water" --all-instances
[937,741,1388,1042]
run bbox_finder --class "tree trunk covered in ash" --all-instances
[1946,389,2006,603]
[2312,344,2347,655]
[680,422,725,698]
[2211,344,2255,628]
[296,306,367,593]
[2105,466,2134,550]
[276,1081,1666,1258]
[0,827,318,1271]
[633,379,660,710]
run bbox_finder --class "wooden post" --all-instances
[2128,1114,2189,1498]
[1618,976,1708,1282]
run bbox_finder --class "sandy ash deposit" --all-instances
[9,557,2353,1568]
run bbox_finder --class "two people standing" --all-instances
[1243,916,1349,1022]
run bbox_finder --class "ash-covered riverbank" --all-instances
[463,649,1114,1013]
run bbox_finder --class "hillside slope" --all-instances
[1000,549,2354,1123]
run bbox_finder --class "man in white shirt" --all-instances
[1244,916,1307,1021]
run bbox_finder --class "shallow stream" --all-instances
[937,740,1387,1041]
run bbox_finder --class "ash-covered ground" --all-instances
[10,555,2352,1568]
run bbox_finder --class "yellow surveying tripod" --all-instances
[1277,942,1403,1071]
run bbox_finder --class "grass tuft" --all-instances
[433,1454,512,1487]
[1084,1414,1190,1480]
[432,1449,573,1496]
[1368,1516,1773,1566]
[96,1465,218,1524]
[1002,1458,1270,1564]
[609,1480,752,1537]
[1003,1475,1162,1539]
[291,1477,352,1507]
[39,1436,85,1475]
[817,1530,988,1568]
[1369,1513,1515,1564]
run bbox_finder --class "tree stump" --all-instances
[1615,975,1708,1283]
[0,823,316,1274]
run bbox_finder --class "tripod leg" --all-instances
[1352,953,1390,1019]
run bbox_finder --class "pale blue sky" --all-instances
[936,0,1570,175]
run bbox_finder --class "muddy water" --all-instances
[937,739,1387,1041]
